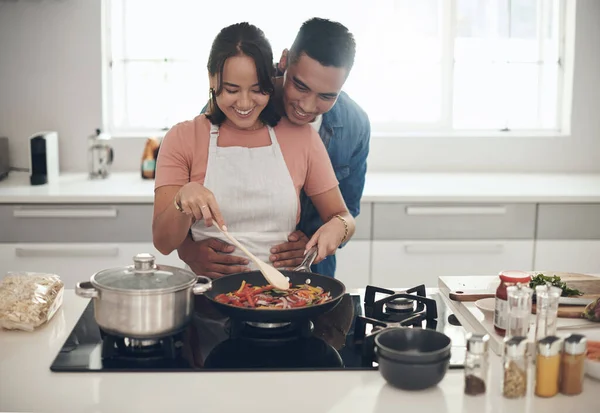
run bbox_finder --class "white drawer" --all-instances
[534,240,600,273]
[0,204,154,242]
[371,240,535,288]
[0,243,185,289]
[372,203,536,240]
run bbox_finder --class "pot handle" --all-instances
[192,275,213,295]
[76,281,99,298]
[293,246,318,273]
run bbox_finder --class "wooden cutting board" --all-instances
[450,271,600,319]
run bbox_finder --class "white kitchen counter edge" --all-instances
[3,171,600,203]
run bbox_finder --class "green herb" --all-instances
[529,274,583,297]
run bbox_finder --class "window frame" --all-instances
[100,0,574,140]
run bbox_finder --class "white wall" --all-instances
[0,0,599,174]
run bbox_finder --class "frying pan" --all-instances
[195,247,346,323]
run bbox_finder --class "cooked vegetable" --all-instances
[214,281,332,309]
[529,274,583,297]
[584,298,600,322]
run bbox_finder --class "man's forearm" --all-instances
[176,231,196,265]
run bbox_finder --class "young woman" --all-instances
[152,22,355,273]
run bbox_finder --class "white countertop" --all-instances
[3,171,600,203]
[1,290,599,413]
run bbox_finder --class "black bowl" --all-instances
[374,327,451,363]
[376,350,451,391]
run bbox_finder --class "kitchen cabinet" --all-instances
[334,240,371,289]
[0,204,154,242]
[533,241,600,273]
[370,203,536,287]
[371,240,535,288]
[0,243,184,288]
[534,204,600,273]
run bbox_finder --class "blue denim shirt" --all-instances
[298,91,371,278]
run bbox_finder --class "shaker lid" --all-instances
[535,283,562,299]
[563,334,587,355]
[537,335,563,356]
[504,336,528,357]
[506,283,533,298]
[466,333,490,354]
[91,253,196,293]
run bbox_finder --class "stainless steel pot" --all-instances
[75,253,212,339]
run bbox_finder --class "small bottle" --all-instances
[494,270,531,336]
[534,283,562,341]
[502,336,528,398]
[464,333,490,396]
[560,334,587,395]
[506,283,533,339]
[535,335,562,397]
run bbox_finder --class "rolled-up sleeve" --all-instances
[303,128,339,197]
[154,124,191,189]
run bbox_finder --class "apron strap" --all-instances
[267,126,281,149]
[209,124,219,149]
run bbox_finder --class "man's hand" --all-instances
[177,234,249,278]
[269,230,309,268]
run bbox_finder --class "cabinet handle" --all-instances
[13,208,118,218]
[15,245,120,258]
[405,206,507,216]
[404,243,505,254]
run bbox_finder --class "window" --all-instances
[104,0,567,137]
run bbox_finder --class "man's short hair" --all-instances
[288,17,356,74]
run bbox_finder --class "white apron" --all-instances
[190,123,298,270]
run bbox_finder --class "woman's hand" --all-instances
[175,182,226,229]
[304,216,348,264]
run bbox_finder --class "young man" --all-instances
[177,18,370,278]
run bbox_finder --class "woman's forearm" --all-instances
[152,187,193,255]
[333,211,356,243]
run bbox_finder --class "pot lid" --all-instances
[91,253,196,292]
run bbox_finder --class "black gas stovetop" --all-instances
[50,284,466,372]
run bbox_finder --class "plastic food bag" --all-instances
[0,272,64,331]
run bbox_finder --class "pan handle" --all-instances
[293,246,318,273]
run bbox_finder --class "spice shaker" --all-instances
[464,333,490,396]
[506,283,533,339]
[535,335,562,398]
[503,336,529,399]
[560,334,587,395]
[494,270,532,336]
[534,283,562,341]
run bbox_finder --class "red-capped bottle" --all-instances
[493,270,532,336]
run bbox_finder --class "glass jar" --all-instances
[534,284,562,341]
[494,270,532,336]
[464,333,490,396]
[506,284,533,339]
[560,334,587,395]
[535,335,562,398]
[502,336,529,398]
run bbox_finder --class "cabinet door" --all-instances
[371,240,534,288]
[534,240,600,273]
[334,240,371,289]
[0,243,185,289]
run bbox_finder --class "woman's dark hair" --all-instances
[205,22,280,127]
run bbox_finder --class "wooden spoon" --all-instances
[215,224,290,290]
